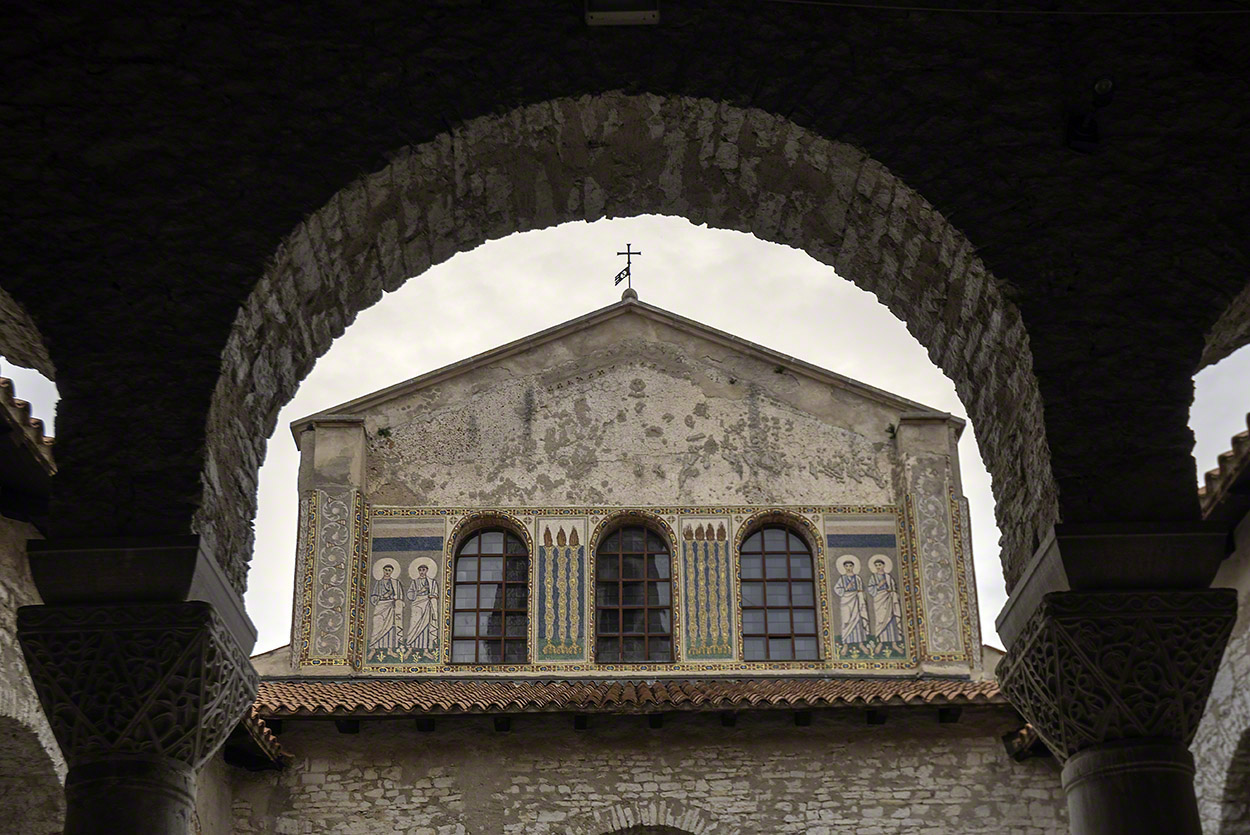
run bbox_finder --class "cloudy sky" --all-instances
[4,215,1249,654]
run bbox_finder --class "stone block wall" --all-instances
[1193,510,1250,834]
[0,515,64,833]
[222,707,1064,834]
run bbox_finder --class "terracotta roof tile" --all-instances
[1199,412,1250,522]
[255,677,1005,718]
[0,377,55,474]
[242,707,288,763]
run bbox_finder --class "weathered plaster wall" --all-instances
[1194,510,1250,835]
[228,708,1064,834]
[358,311,902,509]
[0,515,64,833]
[196,751,236,835]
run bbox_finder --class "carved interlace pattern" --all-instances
[17,602,258,767]
[909,458,961,654]
[314,488,352,656]
[999,589,1236,762]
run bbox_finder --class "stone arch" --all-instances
[0,284,54,379]
[201,91,1056,593]
[1201,279,1250,370]
[574,799,718,835]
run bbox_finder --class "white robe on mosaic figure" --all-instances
[833,559,870,645]
[867,557,903,644]
[405,566,440,651]
[368,568,405,652]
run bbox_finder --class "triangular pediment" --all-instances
[291,295,957,436]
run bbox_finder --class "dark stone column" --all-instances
[999,589,1236,835]
[17,601,257,835]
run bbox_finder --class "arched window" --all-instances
[595,524,673,662]
[740,525,818,661]
[451,529,529,664]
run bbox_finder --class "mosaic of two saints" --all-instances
[833,554,906,659]
[368,556,441,663]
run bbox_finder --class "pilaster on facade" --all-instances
[895,412,979,675]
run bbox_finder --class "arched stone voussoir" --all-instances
[0,284,54,379]
[201,91,1056,593]
[1202,279,1250,370]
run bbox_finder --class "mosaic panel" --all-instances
[363,515,444,665]
[904,455,972,663]
[297,488,360,668]
[319,504,961,676]
[823,513,909,662]
[680,518,734,660]
[535,519,587,662]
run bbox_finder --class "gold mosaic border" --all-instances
[345,504,943,674]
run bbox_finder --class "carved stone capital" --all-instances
[16,601,258,769]
[998,589,1236,762]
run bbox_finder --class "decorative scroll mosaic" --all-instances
[903,454,978,666]
[296,489,361,667]
[293,503,976,676]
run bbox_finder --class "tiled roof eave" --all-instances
[0,377,55,475]
[1199,413,1250,522]
[254,677,1007,719]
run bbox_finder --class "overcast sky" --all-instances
[4,215,1249,654]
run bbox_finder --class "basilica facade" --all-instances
[196,293,1066,833]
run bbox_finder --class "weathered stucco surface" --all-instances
[226,708,1065,834]
[353,308,908,509]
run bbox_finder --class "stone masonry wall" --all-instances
[203,92,1056,596]
[1193,510,1250,835]
[225,707,1065,834]
[0,515,65,833]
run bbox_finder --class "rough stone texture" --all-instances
[357,308,900,508]
[1203,281,1250,369]
[1193,511,1250,835]
[4,7,1246,600]
[0,285,53,378]
[223,708,1065,834]
[0,515,65,833]
[204,92,1055,595]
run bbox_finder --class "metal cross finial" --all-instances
[614,243,641,290]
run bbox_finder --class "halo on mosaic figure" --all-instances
[835,554,862,575]
[408,555,439,579]
[867,554,893,574]
[372,557,401,580]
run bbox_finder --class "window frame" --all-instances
[593,522,676,664]
[449,527,530,665]
[738,523,821,662]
